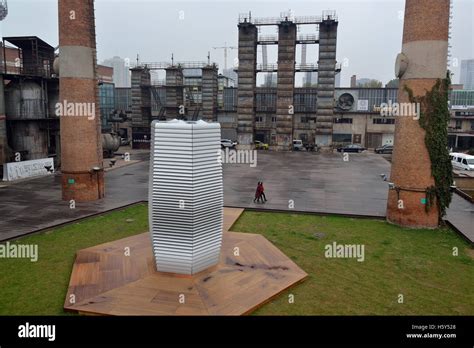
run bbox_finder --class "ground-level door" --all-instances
[255,131,270,144]
[366,133,382,149]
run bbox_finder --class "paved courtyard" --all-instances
[0,150,472,243]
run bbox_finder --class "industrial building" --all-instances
[448,89,474,150]
[0,36,119,173]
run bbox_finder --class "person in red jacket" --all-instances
[254,182,263,203]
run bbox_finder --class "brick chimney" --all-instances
[58,0,104,201]
[386,0,450,227]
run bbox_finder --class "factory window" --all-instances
[332,133,352,143]
[334,118,353,124]
[373,118,395,125]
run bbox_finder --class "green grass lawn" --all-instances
[233,212,474,315]
[0,205,472,315]
[0,203,148,315]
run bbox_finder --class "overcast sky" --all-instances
[0,0,472,86]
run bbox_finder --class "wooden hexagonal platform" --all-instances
[64,208,307,315]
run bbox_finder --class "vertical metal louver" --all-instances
[149,119,223,275]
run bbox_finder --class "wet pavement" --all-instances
[0,150,472,244]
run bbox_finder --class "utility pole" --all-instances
[213,42,237,71]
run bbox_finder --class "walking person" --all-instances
[260,182,267,202]
[253,182,263,203]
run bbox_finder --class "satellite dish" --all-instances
[0,0,8,21]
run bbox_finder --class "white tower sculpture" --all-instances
[149,119,223,275]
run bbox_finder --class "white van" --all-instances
[449,152,474,171]
[293,140,303,151]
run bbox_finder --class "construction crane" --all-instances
[0,0,8,21]
[213,42,237,71]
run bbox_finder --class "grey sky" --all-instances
[1,0,472,86]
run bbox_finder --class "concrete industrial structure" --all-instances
[387,0,451,228]
[235,11,340,150]
[58,0,104,201]
[129,61,221,149]
[0,37,116,170]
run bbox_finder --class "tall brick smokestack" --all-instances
[387,0,450,227]
[58,0,104,201]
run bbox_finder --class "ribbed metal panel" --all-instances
[149,119,223,275]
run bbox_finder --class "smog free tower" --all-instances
[149,120,223,275]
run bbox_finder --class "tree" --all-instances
[386,79,400,88]
[358,79,383,88]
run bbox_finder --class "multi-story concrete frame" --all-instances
[236,12,339,150]
[316,16,338,146]
[130,61,219,149]
[236,20,258,149]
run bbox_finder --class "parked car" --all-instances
[336,144,366,153]
[254,140,269,150]
[293,139,304,151]
[375,144,393,154]
[450,152,474,171]
[221,139,237,149]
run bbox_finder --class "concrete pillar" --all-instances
[58,0,104,201]
[387,0,450,228]
[165,67,184,120]
[316,18,338,147]
[275,21,296,151]
[202,64,218,122]
[131,67,151,149]
[0,75,7,164]
[237,23,257,149]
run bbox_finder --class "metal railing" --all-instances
[297,34,319,43]
[133,61,218,70]
[239,13,336,25]
[256,64,278,72]
[232,62,341,73]
[257,33,320,44]
[296,63,318,72]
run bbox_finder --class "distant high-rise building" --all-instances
[335,72,341,87]
[101,56,131,88]
[263,73,277,87]
[350,75,357,88]
[302,72,317,87]
[460,59,474,90]
[223,68,238,87]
